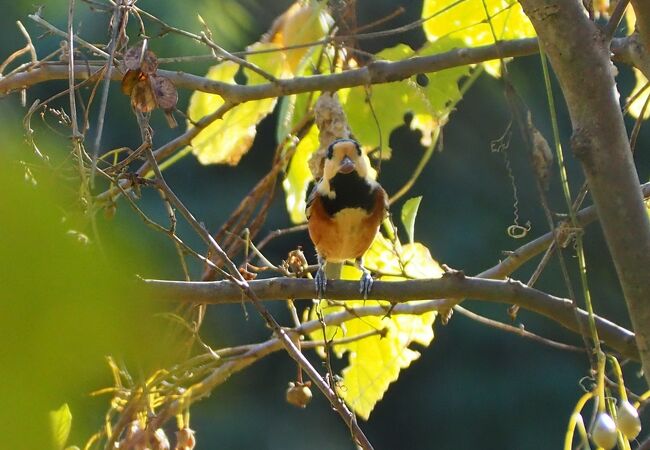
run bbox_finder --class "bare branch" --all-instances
[0,38,539,97]
[142,275,638,359]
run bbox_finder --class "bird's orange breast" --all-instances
[308,188,386,262]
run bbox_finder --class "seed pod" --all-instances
[151,428,170,450]
[175,427,196,450]
[617,400,642,440]
[592,413,617,450]
[286,382,313,408]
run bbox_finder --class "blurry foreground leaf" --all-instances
[0,133,168,449]
[49,404,72,450]
[309,234,442,419]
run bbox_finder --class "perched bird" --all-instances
[306,138,388,298]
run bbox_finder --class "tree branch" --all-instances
[142,275,638,359]
[631,0,650,54]
[0,38,537,97]
[2,36,643,101]
[520,0,650,384]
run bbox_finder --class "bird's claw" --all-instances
[359,270,374,300]
[315,266,327,299]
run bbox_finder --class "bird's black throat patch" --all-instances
[321,172,375,216]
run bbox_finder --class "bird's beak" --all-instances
[339,155,355,174]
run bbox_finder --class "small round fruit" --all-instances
[286,382,313,408]
[617,400,642,440]
[592,413,617,450]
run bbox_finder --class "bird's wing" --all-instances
[305,181,320,220]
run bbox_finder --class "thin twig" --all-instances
[454,305,584,353]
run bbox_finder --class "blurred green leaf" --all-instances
[49,404,72,450]
[422,0,535,77]
[0,130,168,449]
[401,196,423,244]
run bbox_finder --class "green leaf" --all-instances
[308,234,443,419]
[187,43,284,165]
[421,0,535,77]
[401,196,423,244]
[343,41,469,154]
[49,404,72,450]
[282,125,319,223]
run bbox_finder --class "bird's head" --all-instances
[322,138,369,181]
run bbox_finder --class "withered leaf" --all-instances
[123,45,158,74]
[150,75,178,111]
[121,69,142,96]
[130,79,157,113]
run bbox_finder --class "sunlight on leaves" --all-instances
[421,0,535,77]
[50,404,72,450]
[343,41,469,154]
[309,234,443,419]
[187,43,283,165]
[270,1,333,74]
[282,125,319,223]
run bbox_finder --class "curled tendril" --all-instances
[507,221,531,239]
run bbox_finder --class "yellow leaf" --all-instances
[187,43,283,165]
[270,1,333,74]
[628,68,650,120]
[309,235,442,419]
[422,0,535,77]
[282,125,319,223]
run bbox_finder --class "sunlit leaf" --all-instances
[187,43,284,165]
[282,125,319,223]
[422,0,535,77]
[627,68,650,120]
[343,41,468,154]
[50,404,72,450]
[309,234,442,419]
[270,1,333,74]
[401,196,422,244]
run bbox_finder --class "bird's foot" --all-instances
[359,269,374,300]
[315,265,327,299]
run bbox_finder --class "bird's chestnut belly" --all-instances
[308,207,380,262]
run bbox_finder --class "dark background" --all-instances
[1,1,648,449]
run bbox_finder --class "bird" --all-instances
[306,138,388,299]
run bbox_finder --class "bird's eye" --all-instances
[327,146,334,159]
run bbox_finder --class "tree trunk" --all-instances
[519,0,650,385]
